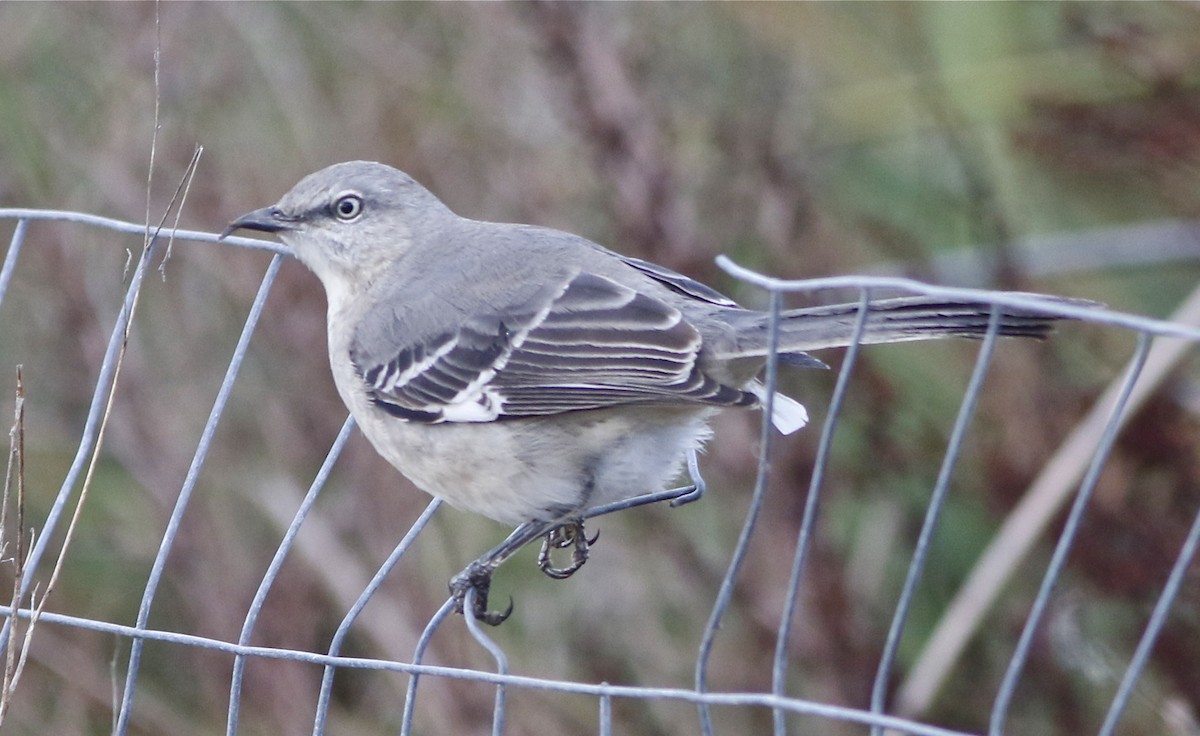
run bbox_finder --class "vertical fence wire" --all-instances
[463,587,510,736]
[1096,500,1200,736]
[599,688,613,736]
[988,333,1154,736]
[399,599,458,736]
[312,497,443,734]
[868,307,1002,735]
[771,287,873,736]
[695,288,785,736]
[0,225,168,654]
[0,219,28,311]
[115,254,283,735]
[227,415,356,735]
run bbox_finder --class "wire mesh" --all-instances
[1,209,1198,736]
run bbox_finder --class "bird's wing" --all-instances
[613,254,739,307]
[350,271,756,423]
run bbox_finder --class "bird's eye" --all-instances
[332,194,364,221]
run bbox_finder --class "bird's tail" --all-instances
[732,294,1082,358]
[719,294,1089,436]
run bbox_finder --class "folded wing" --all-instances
[351,271,758,423]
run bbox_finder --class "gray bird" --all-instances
[224,160,1071,624]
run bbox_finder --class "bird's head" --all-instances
[222,161,452,295]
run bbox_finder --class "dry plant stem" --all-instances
[0,367,27,724]
[11,146,204,725]
[897,282,1200,717]
[160,144,203,278]
[143,3,161,258]
[41,147,204,593]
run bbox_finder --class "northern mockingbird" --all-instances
[223,160,1075,624]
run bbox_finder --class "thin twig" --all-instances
[0,367,26,723]
[159,144,204,278]
[21,71,204,724]
[143,3,161,258]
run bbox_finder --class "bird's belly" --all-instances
[350,403,715,526]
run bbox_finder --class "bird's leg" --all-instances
[533,451,704,578]
[537,520,601,580]
[449,519,556,626]
[561,450,707,520]
[449,451,707,625]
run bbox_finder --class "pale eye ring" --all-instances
[332,194,364,221]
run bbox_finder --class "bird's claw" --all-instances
[449,561,513,626]
[448,519,601,624]
[537,520,598,580]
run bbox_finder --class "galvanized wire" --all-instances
[228,415,356,736]
[312,496,442,734]
[1,209,1197,736]
[772,287,872,736]
[696,289,784,736]
[0,219,27,311]
[1096,500,1200,736]
[115,252,283,735]
[869,307,1002,736]
[988,334,1153,736]
[0,219,169,654]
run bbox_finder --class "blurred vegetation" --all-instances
[1,3,1199,735]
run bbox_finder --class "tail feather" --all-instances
[729,295,1087,357]
[747,382,809,435]
[723,294,1091,435]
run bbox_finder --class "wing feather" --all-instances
[351,271,756,423]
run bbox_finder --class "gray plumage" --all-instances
[223,161,1065,526]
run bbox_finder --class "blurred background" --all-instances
[1,3,1199,735]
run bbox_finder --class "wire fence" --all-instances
[1,208,1198,735]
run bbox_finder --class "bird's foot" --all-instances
[449,560,513,626]
[537,520,599,580]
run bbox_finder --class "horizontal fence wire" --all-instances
[0,208,1197,736]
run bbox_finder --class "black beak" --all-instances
[219,207,296,239]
